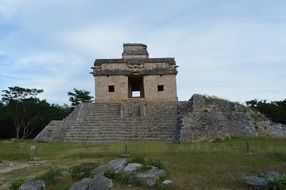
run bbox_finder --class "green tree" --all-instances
[0,87,72,139]
[246,99,286,124]
[68,88,93,108]
[1,86,44,139]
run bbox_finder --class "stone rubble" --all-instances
[243,171,284,190]
[124,163,143,173]
[90,164,109,177]
[162,179,174,188]
[108,159,127,173]
[69,176,112,190]
[70,158,170,189]
[19,180,45,190]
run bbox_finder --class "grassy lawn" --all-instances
[1,137,286,189]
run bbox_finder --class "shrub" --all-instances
[70,162,97,180]
[204,95,226,105]
[129,157,146,165]
[267,175,286,190]
[129,157,164,170]
[104,169,130,183]
[138,164,153,172]
[40,167,64,184]
[10,179,24,190]
[211,138,223,143]
[147,158,164,169]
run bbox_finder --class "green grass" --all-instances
[1,137,286,189]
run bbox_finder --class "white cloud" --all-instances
[0,52,93,104]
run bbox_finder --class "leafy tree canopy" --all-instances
[68,88,93,107]
[246,99,286,124]
[2,86,43,103]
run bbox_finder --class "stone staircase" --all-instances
[35,101,179,143]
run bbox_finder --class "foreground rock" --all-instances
[243,171,284,190]
[162,179,173,188]
[69,176,112,190]
[70,178,92,190]
[133,167,167,187]
[71,158,169,189]
[134,172,157,187]
[90,164,109,177]
[265,171,281,179]
[19,180,45,190]
[243,176,267,189]
[108,159,127,173]
[124,163,142,173]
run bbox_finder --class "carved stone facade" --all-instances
[92,43,178,102]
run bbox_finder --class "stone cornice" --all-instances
[94,58,176,65]
[92,58,177,76]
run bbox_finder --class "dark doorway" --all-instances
[128,76,144,98]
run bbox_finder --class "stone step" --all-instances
[37,101,179,143]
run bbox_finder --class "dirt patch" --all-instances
[0,159,53,190]
[0,161,30,174]
[0,160,52,174]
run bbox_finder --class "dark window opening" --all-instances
[158,85,164,92]
[108,85,114,92]
[128,76,144,98]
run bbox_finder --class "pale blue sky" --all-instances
[0,0,285,104]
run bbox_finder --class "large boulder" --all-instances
[69,178,92,190]
[89,176,113,190]
[19,180,45,190]
[133,167,167,187]
[265,171,281,179]
[148,168,167,178]
[69,176,112,190]
[108,159,127,173]
[243,176,267,189]
[134,172,157,187]
[90,165,109,177]
[124,163,142,173]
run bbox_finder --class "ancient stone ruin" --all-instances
[35,43,286,143]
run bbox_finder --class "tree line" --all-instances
[0,86,93,139]
[246,99,286,124]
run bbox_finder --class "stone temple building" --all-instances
[35,43,180,143]
[35,43,286,143]
[94,43,178,103]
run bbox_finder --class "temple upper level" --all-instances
[91,43,178,102]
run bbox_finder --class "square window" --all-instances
[108,85,114,92]
[157,85,164,92]
[132,91,141,97]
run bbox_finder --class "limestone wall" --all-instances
[144,75,177,102]
[95,74,177,102]
[95,75,128,102]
